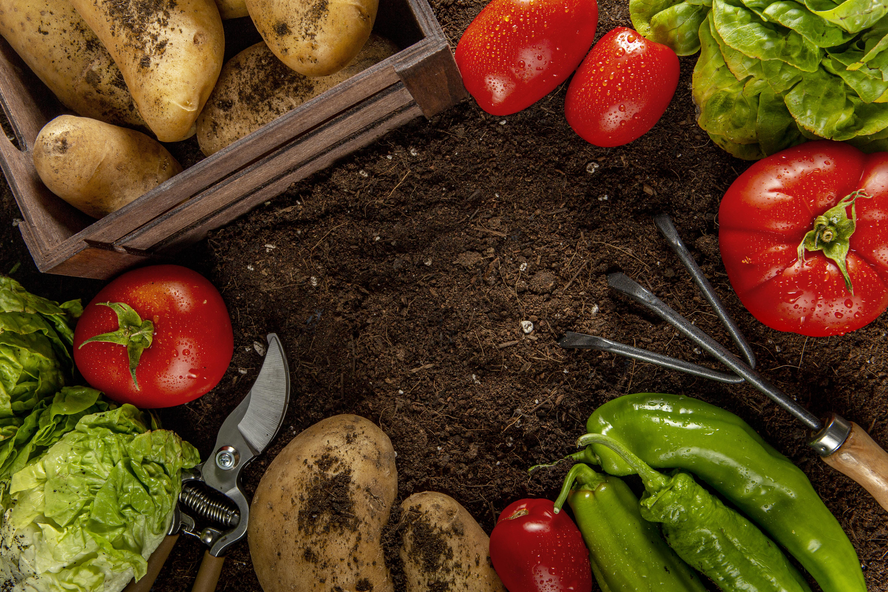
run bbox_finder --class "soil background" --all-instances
[2,0,888,589]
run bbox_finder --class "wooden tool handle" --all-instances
[822,421,888,512]
[192,551,225,592]
[123,533,179,592]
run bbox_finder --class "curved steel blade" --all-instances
[236,333,290,454]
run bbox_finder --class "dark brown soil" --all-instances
[2,0,888,589]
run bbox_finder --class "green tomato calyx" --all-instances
[78,302,154,389]
[797,190,871,294]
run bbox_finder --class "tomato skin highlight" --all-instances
[489,498,593,592]
[454,0,598,116]
[73,265,234,408]
[719,140,888,337]
[564,27,679,147]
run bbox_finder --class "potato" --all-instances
[0,0,145,128]
[33,115,183,219]
[245,0,378,77]
[215,0,248,18]
[249,414,397,592]
[196,34,398,156]
[68,0,225,142]
[399,492,507,592]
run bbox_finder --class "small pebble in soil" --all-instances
[520,320,534,334]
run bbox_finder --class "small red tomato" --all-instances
[454,0,598,116]
[564,27,679,147]
[73,264,234,408]
[489,498,593,592]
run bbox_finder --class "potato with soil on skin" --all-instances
[196,34,398,156]
[0,0,146,129]
[245,0,378,77]
[33,115,183,219]
[399,491,508,592]
[248,414,397,592]
[215,0,248,18]
[68,0,225,142]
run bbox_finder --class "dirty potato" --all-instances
[245,0,378,77]
[196,34,398,156]
[33,115,182,219]
[215,0,248,18]
[0,0,145,128]
[248,414,397,592]
[68,0,225,142]
[399,492,507,592]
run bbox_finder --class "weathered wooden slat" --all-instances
[120,85,419,250]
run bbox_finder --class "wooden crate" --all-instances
[0,0,466,279]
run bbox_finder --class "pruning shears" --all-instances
[124,333,291,592]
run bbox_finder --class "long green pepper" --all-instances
[574,393,865,592]
[580,433,813,592]
[552,462,707,592]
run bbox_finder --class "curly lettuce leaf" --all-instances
[0,276,81,420]
[801,0,888,33]
[713,0,822,72]
[630,0,711,54]
[0,405,200,592]
[0,386,111,481]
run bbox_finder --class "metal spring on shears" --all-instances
[179,482,240,528]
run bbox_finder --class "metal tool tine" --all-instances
[558,331,745,384]
[653,213,757,369]
[607,271,822,430]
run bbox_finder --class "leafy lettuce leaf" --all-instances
[0,405,200,592]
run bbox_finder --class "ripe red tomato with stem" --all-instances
[489,498,593,592]
[564,27,679,147]
[454,0,599,116]
[719,140,888,337]
[73,264,234,408]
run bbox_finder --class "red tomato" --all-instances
[489,498,593,592]
[73,265,234,408]
[564,27,679,147]
[719,140,888,337]
[454,0,598,116]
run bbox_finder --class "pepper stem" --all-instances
[553,463,607,513]
[78,302,154,389]
[797,189,872,294]
[577,433,669,492]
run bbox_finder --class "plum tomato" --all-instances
[73,264,234,408]
[719,140,888,337]
[564,27,679,147]
[454,0,598,116]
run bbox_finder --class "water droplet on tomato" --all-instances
[835,312,844,319]
[845,299,854,308]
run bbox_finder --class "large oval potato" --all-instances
[249,414,397,592]
[399,492,507,592]
[33,115,183,219]
[245,0,378,77]
[68,0,225,142]
[196,34,398,156]
[0,0,145,128]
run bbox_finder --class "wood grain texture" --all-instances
[823,421,888,512]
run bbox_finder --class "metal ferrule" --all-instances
[809,414,852,457]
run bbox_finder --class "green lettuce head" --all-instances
[0,404,200,592]
[630,0,888,158]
